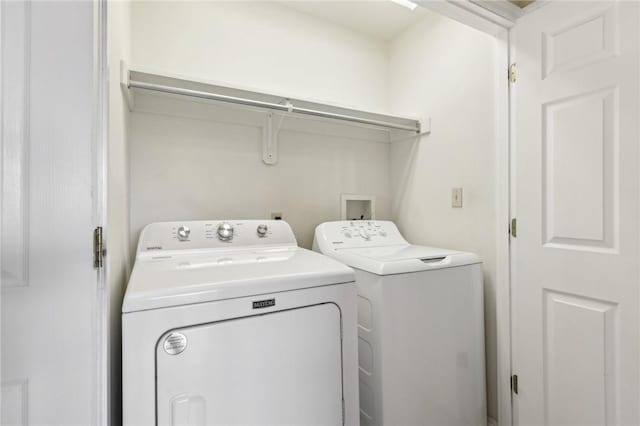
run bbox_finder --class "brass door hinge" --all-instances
[93,226,104,268]
[510,218,517,238]
[509,63,517,83]
[511,374,519,394]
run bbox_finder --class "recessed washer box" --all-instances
[341,194,375,221]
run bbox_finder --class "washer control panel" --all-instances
[315,220,408,250]
[341,221,387,240]
[137,220,297,257]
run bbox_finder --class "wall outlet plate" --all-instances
[452,188,463,208]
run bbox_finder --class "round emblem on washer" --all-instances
[163,332,187,355]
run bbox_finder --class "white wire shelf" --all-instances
[121,62,430,164]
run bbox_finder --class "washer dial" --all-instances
[177,226,190,241]
[217,222,234,241]
[257,224,268,237]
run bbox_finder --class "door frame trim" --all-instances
[419,2,517,425]
[93,0,108,425]
[495,26,513,426]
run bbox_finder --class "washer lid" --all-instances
[123,247,354,313]
[344,244,460,262]
[313,220,480,275]
[332,244,480,275]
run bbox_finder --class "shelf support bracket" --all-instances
[121,61,134,111]
[262,112,278,165]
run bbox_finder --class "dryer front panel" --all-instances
[156,303,343,426]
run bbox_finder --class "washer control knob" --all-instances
[177,226,190,241]
[257,224,268,237]
[359,229,370,240]
[217,222,234,241]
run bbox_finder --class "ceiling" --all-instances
[277,1,430,41]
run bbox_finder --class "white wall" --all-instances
[129,96,392,250]
[388,13,499,421]
[107,1,131,424]
[130,1,389,113]
[127,1,393,250]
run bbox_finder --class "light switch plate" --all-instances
[452,188,463,208]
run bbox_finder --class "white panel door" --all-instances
[156,304,343,426]
[1,2,100,425]
[513,2,639,425]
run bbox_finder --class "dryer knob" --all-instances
[217,222,234,241]
[177,226,190,241]
[256,224,268,237]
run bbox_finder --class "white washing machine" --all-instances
[314,220,486,426]
[122,220,359,426]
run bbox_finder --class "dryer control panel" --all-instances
[313,220,408,251]
[136,220,297,257]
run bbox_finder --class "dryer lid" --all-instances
[123,247,354,313]
[123,220,354,313]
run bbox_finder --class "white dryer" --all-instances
[314,220,486,426]
[122,220,359,426]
